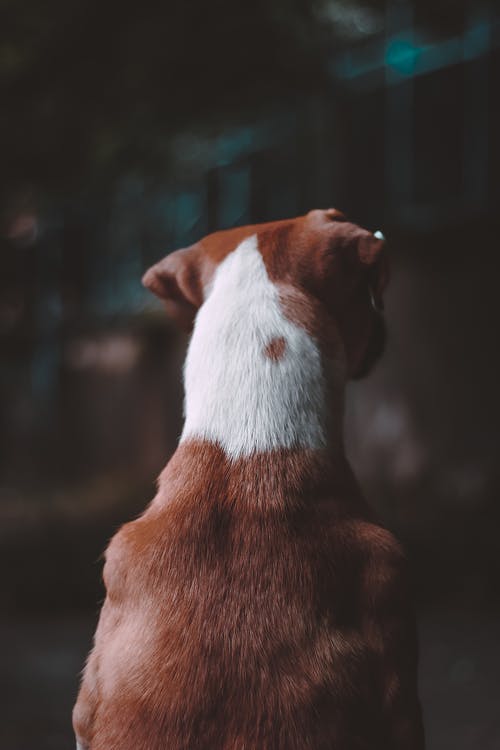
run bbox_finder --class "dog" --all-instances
[73,208,424,749]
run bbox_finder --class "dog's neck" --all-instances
[179,235,345,462]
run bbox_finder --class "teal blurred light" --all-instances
[332,15,495,82]
[385,38,421,76]
[463,20,490,61]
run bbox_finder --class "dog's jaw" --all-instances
[180,235,345,460]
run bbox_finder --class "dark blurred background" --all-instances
[1,0,499,747]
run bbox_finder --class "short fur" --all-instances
[181,235,337,458]
[74,209,424,750]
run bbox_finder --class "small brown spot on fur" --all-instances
[278,284,341,358]
[263,336,287,361]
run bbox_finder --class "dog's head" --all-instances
[143,209,389,379]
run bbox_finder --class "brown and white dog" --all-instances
[73,209,424,750]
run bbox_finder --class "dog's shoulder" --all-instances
[350,520,411,617]
[329,515,403,559]
[333,517,408,600]
[102,509,164,600]
[351,519,404,560]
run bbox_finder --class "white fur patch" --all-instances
[180,235,333,458]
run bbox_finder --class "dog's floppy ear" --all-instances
[142,245,204,330]
[368,253,390,312]
[356,230,385,266]
[356,230,389,312]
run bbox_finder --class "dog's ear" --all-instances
[368,253,390,312]
[355,231,389,311]
[356,231,385,266]
[142,245,204,330]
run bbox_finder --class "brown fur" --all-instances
[142,209,388,377]
[74,210,424,749]
[263,336,287,361]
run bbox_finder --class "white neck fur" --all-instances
[180,235,342,459]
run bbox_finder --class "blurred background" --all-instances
[1,0,499,747]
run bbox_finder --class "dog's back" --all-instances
[74,210,424,749]
[75,444,418,750]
